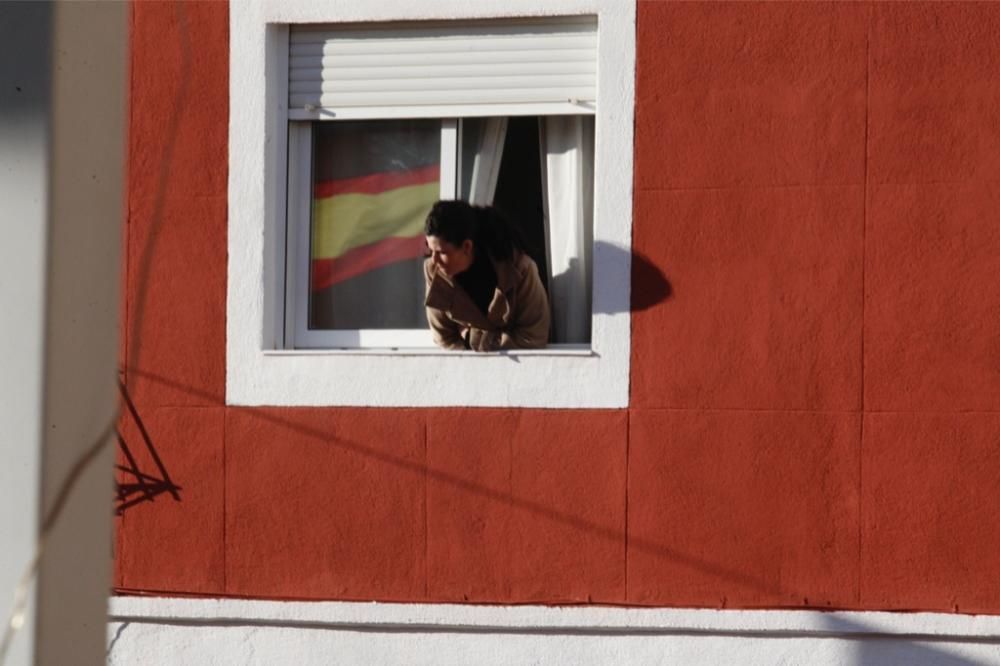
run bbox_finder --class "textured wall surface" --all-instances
[117,0,1000,613]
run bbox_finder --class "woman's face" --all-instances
[426,235,474,277]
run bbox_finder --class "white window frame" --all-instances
[228,0,635,408]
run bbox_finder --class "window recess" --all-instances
[283,17,597,350]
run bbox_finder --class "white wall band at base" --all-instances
[107,597,1000,665]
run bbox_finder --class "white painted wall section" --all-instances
[227,0,635,408]
[108,598,1000,665]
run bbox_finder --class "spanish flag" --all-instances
[310,164,439,291]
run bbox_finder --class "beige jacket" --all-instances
[424,251,550,351]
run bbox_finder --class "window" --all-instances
[287,117,447,349]
[282,20,597,349]
[228,0,634,407]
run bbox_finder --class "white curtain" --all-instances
[466,118,508,205]
[540,115,594,344]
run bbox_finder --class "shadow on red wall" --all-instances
[115,380,182,514]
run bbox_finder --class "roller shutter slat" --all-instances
[290,87,596,109]
[289,75,595,95]
[288,48,596,70]
[289,35,597,57]
[288,17,597,112]
[289,61,596,82]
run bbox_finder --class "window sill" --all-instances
[263,346,596,358]
[229,337,625,408]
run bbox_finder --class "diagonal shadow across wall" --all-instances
[131,361,783,601]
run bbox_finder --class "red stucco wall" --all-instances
[116,1,1000,612]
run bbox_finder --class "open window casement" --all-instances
[283,17,598,349]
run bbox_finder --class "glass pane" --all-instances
[309,119,439,330]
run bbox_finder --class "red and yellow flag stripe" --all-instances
[310,164,439,291]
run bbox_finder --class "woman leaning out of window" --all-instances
[424,200,550,351]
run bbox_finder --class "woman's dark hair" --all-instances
[424,200,526,263]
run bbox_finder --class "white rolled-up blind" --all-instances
[288,17,597,116]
